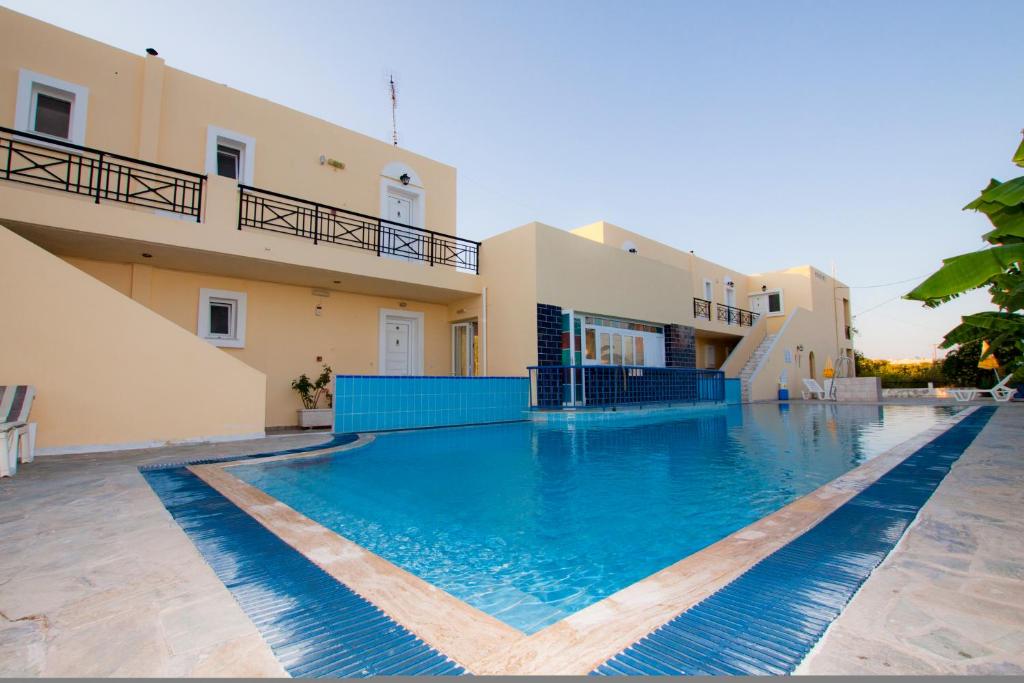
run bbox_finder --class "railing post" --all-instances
[428,234,434,267]
[376,220,382,257]
[236,186,244,230]
[94,152,104,204]
[312,203,319,245]
[195,178,203,223]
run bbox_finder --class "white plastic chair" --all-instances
[802,378,827,400]
[0,386,37,477]
[951,374,1015,402]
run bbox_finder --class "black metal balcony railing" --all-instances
[717,303,758,327]
[693,297,712,320]
[0,126,205,221]
[238,185,479,273]
[528,365,724,409]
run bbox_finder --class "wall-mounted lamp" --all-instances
[725,280,735,288]
[761,284,767,292]
[145,48,159,56]
[398,301,408,308]
[399,173,411,186]
[628,248,638,254]
[314,303,323,317]
[796,344,804,352]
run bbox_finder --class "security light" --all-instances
[399,173,411,185]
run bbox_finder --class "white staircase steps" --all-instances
[738,334,777,403]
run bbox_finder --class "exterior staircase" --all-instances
[739,334,777,403]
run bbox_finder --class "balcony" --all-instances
[693,297,712,320]
[716,303,758,327]
[693,297,758,327]
[238,185,479,273]
[0,128,479,274]
[0,126,204,220]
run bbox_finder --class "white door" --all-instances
[725,286,736,308]
[384,193,422,260]
[387,194,413,224]
[385,320,412,375]
[749,293,768,316]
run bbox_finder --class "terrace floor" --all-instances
[0,401,1021,676]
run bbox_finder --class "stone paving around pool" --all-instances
[0,402,1020,676]
[801,404,1024,675]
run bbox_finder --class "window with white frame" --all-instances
[205,126,255,184]
[197,288,247,348]
[767,291,783,314]
[15,69,89,144]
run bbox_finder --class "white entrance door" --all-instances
[749,293,768,316]
[386,194,413,224]
[384,193,422,261]
[380,311,422,375]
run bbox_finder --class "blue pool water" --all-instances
[233,403,962,634]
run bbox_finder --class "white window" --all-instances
[705,345,716,368]
[205,126,255,185]
[15,69,89,144]
[197,288,247,348]
[767,291,783,314]
[703,279,713,301]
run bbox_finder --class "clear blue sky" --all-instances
[8,0,1021,360]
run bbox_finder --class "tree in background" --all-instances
[905,136,1024,382]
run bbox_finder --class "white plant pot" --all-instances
[297,408,332,429]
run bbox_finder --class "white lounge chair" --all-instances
[0,386,37,477]
[802,378,827,400]
[950,374,1015,402]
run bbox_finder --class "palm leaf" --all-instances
[905,243,1024,303]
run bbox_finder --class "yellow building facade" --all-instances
[0,8,853,453]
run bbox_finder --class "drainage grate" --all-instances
[593,406,995,676]
[141,437,464,677]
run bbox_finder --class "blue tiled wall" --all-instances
[724,378,742,405]
[333,375,530,433]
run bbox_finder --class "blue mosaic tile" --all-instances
[334,375,529,433]
[141,460,465,677]
[593,406,996,676]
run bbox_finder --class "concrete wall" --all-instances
[0,224,266,452]
[66,256,454,428]
[834,377,882,402]
[746,307,849,401]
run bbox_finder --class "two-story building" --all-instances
[0,7,853,455]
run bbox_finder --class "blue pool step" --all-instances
[592,406,995,676]
[141,438,464,677]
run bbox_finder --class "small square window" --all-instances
[198,288,247,348]
[216,144,241,180]
[768,292,782,313]
[208,300,234,337]
[33,92,72,139]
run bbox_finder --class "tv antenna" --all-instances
[388,73,399,147]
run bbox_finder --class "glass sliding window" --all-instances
[585,328,596,361]
[612,334,623,365]
[599,333,611,365]
[624,336,634,366]
[635,336,645,366]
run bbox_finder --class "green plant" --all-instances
[905,135,1024,382]
[291,364,333,409]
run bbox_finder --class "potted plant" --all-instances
[291,364,333,428]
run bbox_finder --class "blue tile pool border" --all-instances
[139,437,465,677]
[592,405,996,676]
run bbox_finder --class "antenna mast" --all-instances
[388,73,398,147]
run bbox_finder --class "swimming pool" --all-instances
[232,403,962,634]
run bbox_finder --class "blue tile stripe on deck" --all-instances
[593,406,996,676]
[140,438,465,677]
